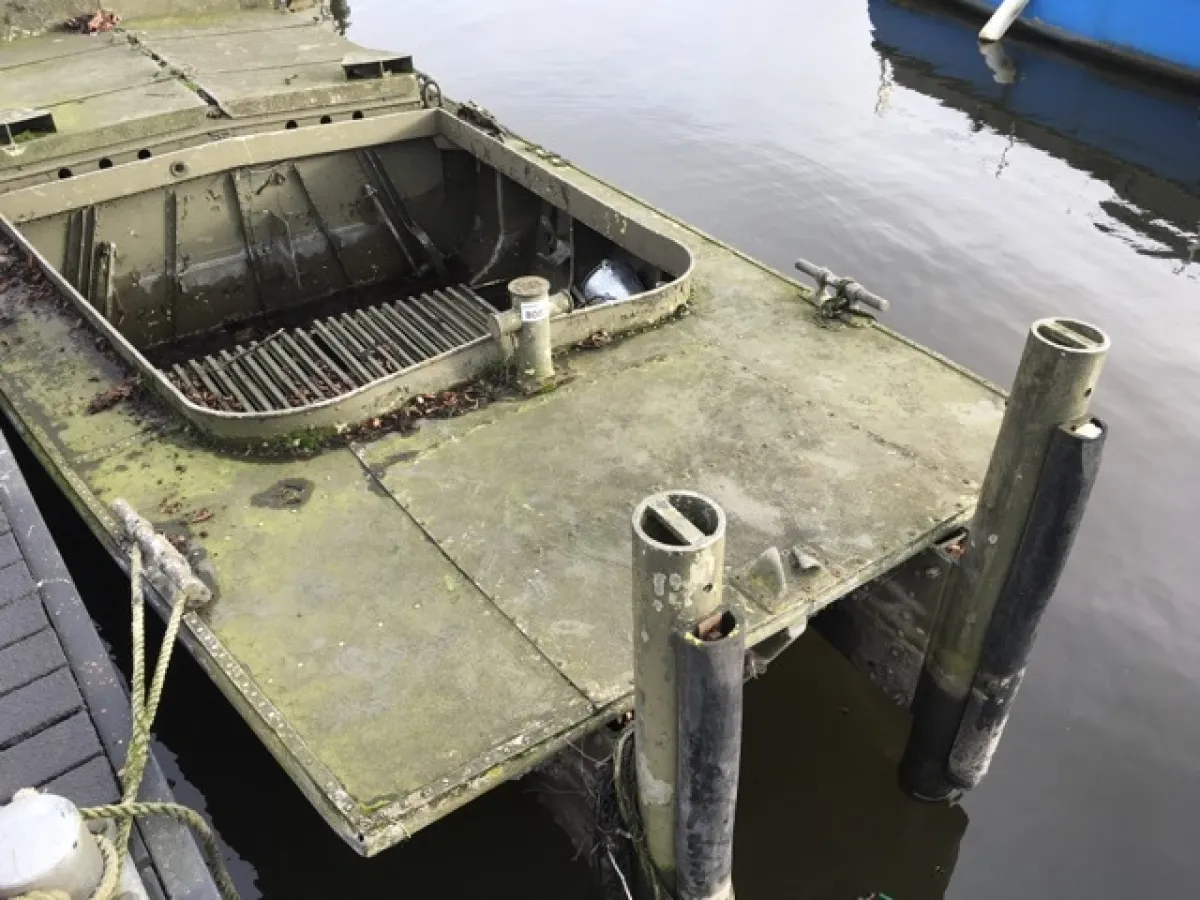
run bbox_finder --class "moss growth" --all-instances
[9,129,45,145]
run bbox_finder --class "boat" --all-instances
[0,1,1108,892]
[949,0,1200,83]
[871,0,1200,267]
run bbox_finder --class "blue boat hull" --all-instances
[870,0,1200,261]
[955,0,1200,82]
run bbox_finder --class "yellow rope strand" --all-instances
[14,541,237,900]
[86,544,238,900]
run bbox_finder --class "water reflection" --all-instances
[738,633,967,899]
[868,0,1200,270]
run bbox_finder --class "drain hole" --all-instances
[138,149,152,160]
[320,115,333,125]
[98,158,113,170]
[57,167,73,179]
[352,111,364,120]
[285,120,299,129]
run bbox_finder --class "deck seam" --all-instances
[0,39,119,73]
[348,442,593,705]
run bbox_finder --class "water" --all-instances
[30,0,1200,896]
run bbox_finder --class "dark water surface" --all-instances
[33,0,1200,897]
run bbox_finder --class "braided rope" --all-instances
[14,539,237,900]
[81,803,239,900]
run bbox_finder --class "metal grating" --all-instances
[168,286,495,413]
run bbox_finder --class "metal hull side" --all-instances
[871,0,1200,262]
[953,0,1200,82]
[0,110,694,441]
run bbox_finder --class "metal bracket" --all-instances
[342,52,414,80]
[113,499,212,610]
[795,258,890,321]
[418,73,443,109]
[0,109,55,149]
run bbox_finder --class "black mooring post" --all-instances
[901,317,1109,800]
[947,418,1107,788]
[675,610,744,900]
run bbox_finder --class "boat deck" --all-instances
[0,8,1007,856]
[0,428,219,899]
[0,8,419,190]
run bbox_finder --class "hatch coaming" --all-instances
[0,110,694,440]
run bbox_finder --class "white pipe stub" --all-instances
[0,791,104,900]
[979,0,1032,42]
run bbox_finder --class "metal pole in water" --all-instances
[901,317,1110,800]
[675,610,744,900]
[632,491,727,892]
[948,418,1107,787]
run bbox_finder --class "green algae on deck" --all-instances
[0,10,1007,856]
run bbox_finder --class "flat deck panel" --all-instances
[136,17,419,117]
[0,41,182,112]
[42,84,211,144]
[0,295,171,460]
[0,666,83,748]
[361,304,977,706]
[81,441,591,809]
[0,711,104,798]
[0,628,65,695]
[0,32,209,171]
[40,756,120,809]
[0,590,49,648]
[0,33,113,70]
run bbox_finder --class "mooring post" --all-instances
[675,610,744,900]
[947,417,1107,787]
[901,317,1109,800]
[510,275,555,391]
[631,491,727,892]
[488,276,569,392]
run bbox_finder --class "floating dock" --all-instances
[0,426,220,898]
[0,3,1016,857]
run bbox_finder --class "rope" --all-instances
[612,726,678,900]
[87,543,239,899]
[15,545,239,900]
[80,803,237,900]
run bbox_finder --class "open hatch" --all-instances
[0,109,693,441]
